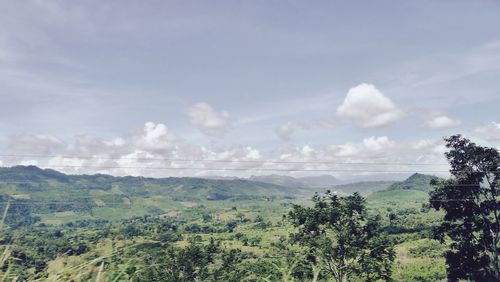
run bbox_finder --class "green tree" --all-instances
[133,238,218,281]
[288,191,394,282]
[430,135,500,281]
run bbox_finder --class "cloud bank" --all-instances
[3,122,452,180]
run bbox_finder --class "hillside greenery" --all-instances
[0,164,452,281]
[386,173,439,192]
[20,130,500,282]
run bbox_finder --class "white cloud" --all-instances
[245,147,262,160]
[275,122,295,141]
[331,136,397,157]
[132,122,177,153]
[4,122,268,177]
[337,83,404,128]
[47,156,85,171]
[185,102,230,137]
[5,123,452,179]
[19,160,39,166]
[426,115,461,129]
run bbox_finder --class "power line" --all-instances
[7,164,500,173]
[0,153,451,166]
[0,181,491,186]
[1,164,458,173]
[0,199,491,203]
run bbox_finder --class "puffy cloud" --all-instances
[132,122,177,153]
[337,83,404,128]
[275,122,295,141]
[245,147,262,160]
[426,115,461,129]
[5,122,177,175]
[185,102,230,137]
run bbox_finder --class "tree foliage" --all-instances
[430,135,500,281]
[288,191,395,282]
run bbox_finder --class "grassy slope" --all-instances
[366,173,447,281]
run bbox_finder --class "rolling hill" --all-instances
[0,165,298,201]
[0,166,440,226]
[0,166,305,225]
[386,173,439,192]
[367,173,440,208]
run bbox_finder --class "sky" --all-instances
[1,0,499,180]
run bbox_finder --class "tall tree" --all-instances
[430,135,500,281]
[288,192,394,282]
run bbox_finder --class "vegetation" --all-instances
[0,171,441,282]
[0,135,496,281]
[288,192,394,281]
[388,173,438,192]
[430,135,500,281]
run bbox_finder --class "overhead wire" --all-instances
[0,153,451,166]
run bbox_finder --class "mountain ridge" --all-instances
[249,174,339,188]
[386,173,440,192]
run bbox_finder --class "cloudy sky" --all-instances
[1,0,499,180]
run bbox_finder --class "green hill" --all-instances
[0,166,301,225]
[387,173,439,192]
[366,173,440,208]
[0,165,297,200]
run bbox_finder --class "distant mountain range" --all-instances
[0,167,439,201]
[249,173,440,194]
[0,165,298,202]
[249,174,339,188]
[248,174,399,196]
[0,166,441,226]
[0,165,304,226]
